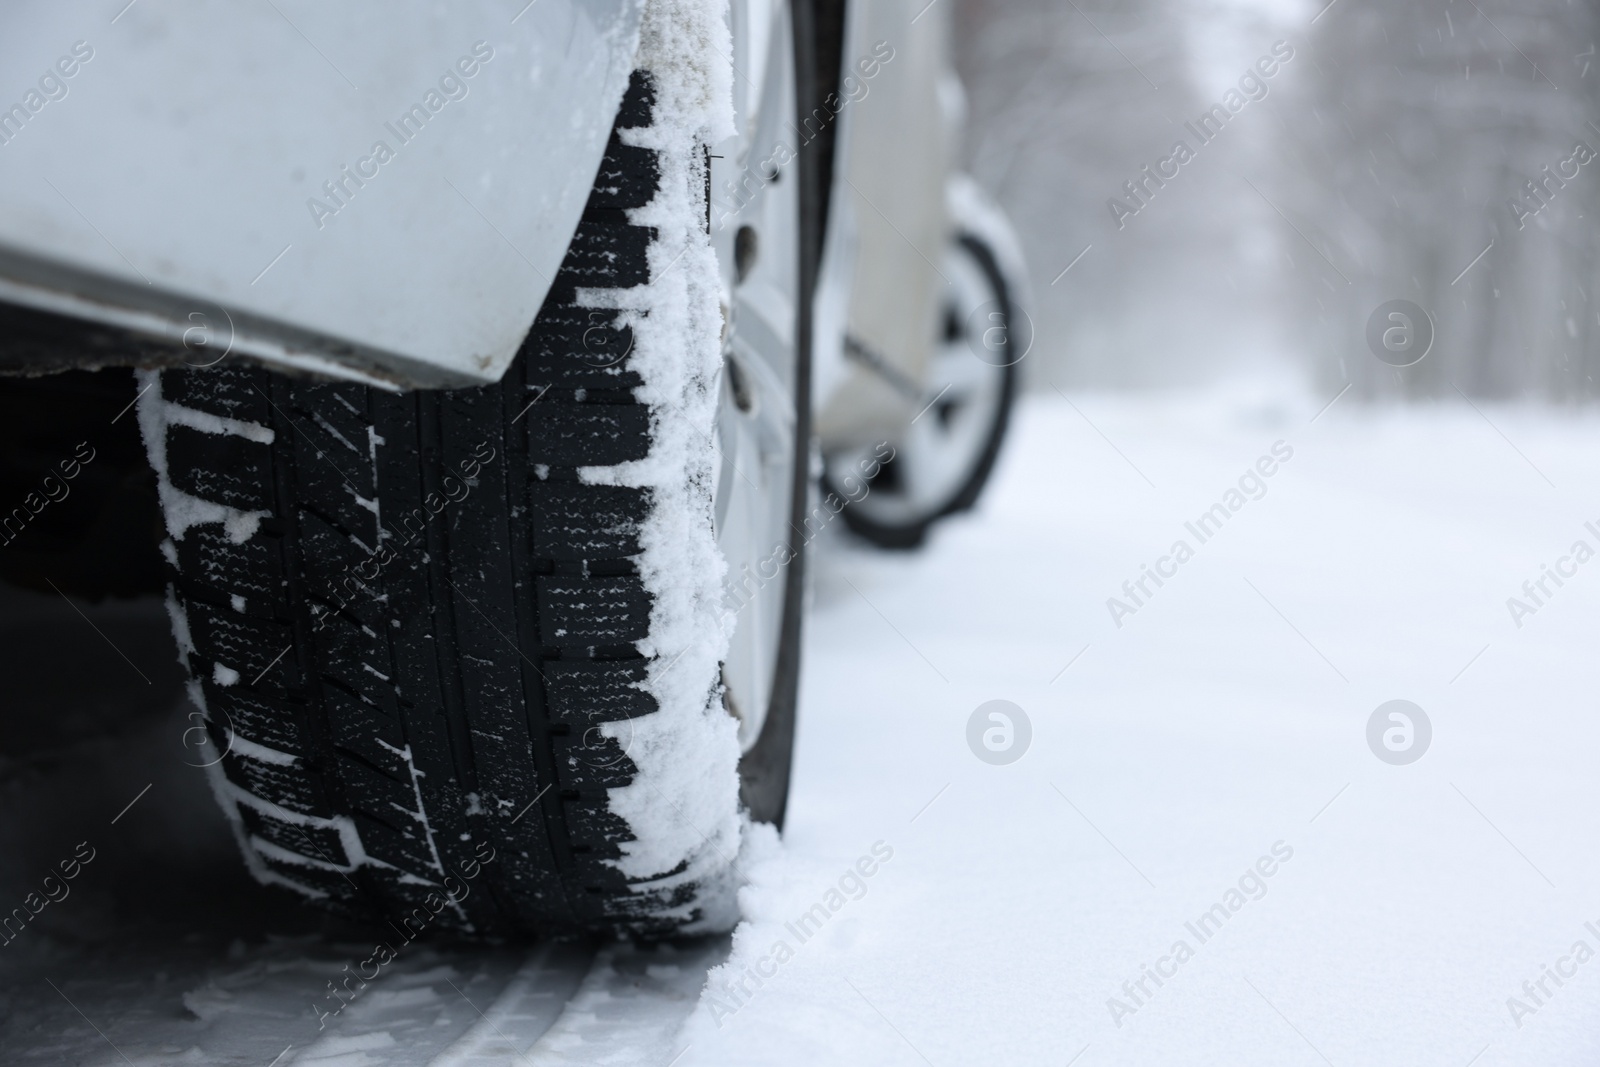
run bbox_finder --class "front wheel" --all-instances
[139,2,815,940]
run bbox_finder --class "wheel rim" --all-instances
[710,3,801,753]
[832,242,1010,527]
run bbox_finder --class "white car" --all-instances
[0,0,1025,936]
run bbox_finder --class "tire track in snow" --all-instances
[427,938,730,1066]
[423,943,592,1066]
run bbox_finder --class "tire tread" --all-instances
[157,72,695,937]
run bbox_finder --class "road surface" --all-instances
[4,388,1598,1064]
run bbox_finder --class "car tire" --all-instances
[137,3,817,940]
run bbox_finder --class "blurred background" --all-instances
[953,0,1600,401]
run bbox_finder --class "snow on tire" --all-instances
[136,7,747,938]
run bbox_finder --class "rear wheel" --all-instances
[139,4,814,939]
[825,233,1019,549]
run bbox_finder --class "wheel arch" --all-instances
[0,0,650,390]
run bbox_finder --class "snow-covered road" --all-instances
[5,390,1600,1065]
[684,388,1600,1066]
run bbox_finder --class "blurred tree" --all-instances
[1281,0,1600,399]
[953,0,1600,400]
[956,0,1216,388]
[954,0,1305,390]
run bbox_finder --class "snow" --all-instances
[160,401,276,445]
[665,390,1600,1065]
[134,369,273,545]
[225,730,299,767]
[574,0,745,927]
[513,939,730,1065]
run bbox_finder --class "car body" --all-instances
[0,0,643,387]
[0,0,998,456]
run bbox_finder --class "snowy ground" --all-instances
[5,389,1600,1064]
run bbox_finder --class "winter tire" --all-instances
[138,3,816,939]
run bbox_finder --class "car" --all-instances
[0,0,1025,937]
